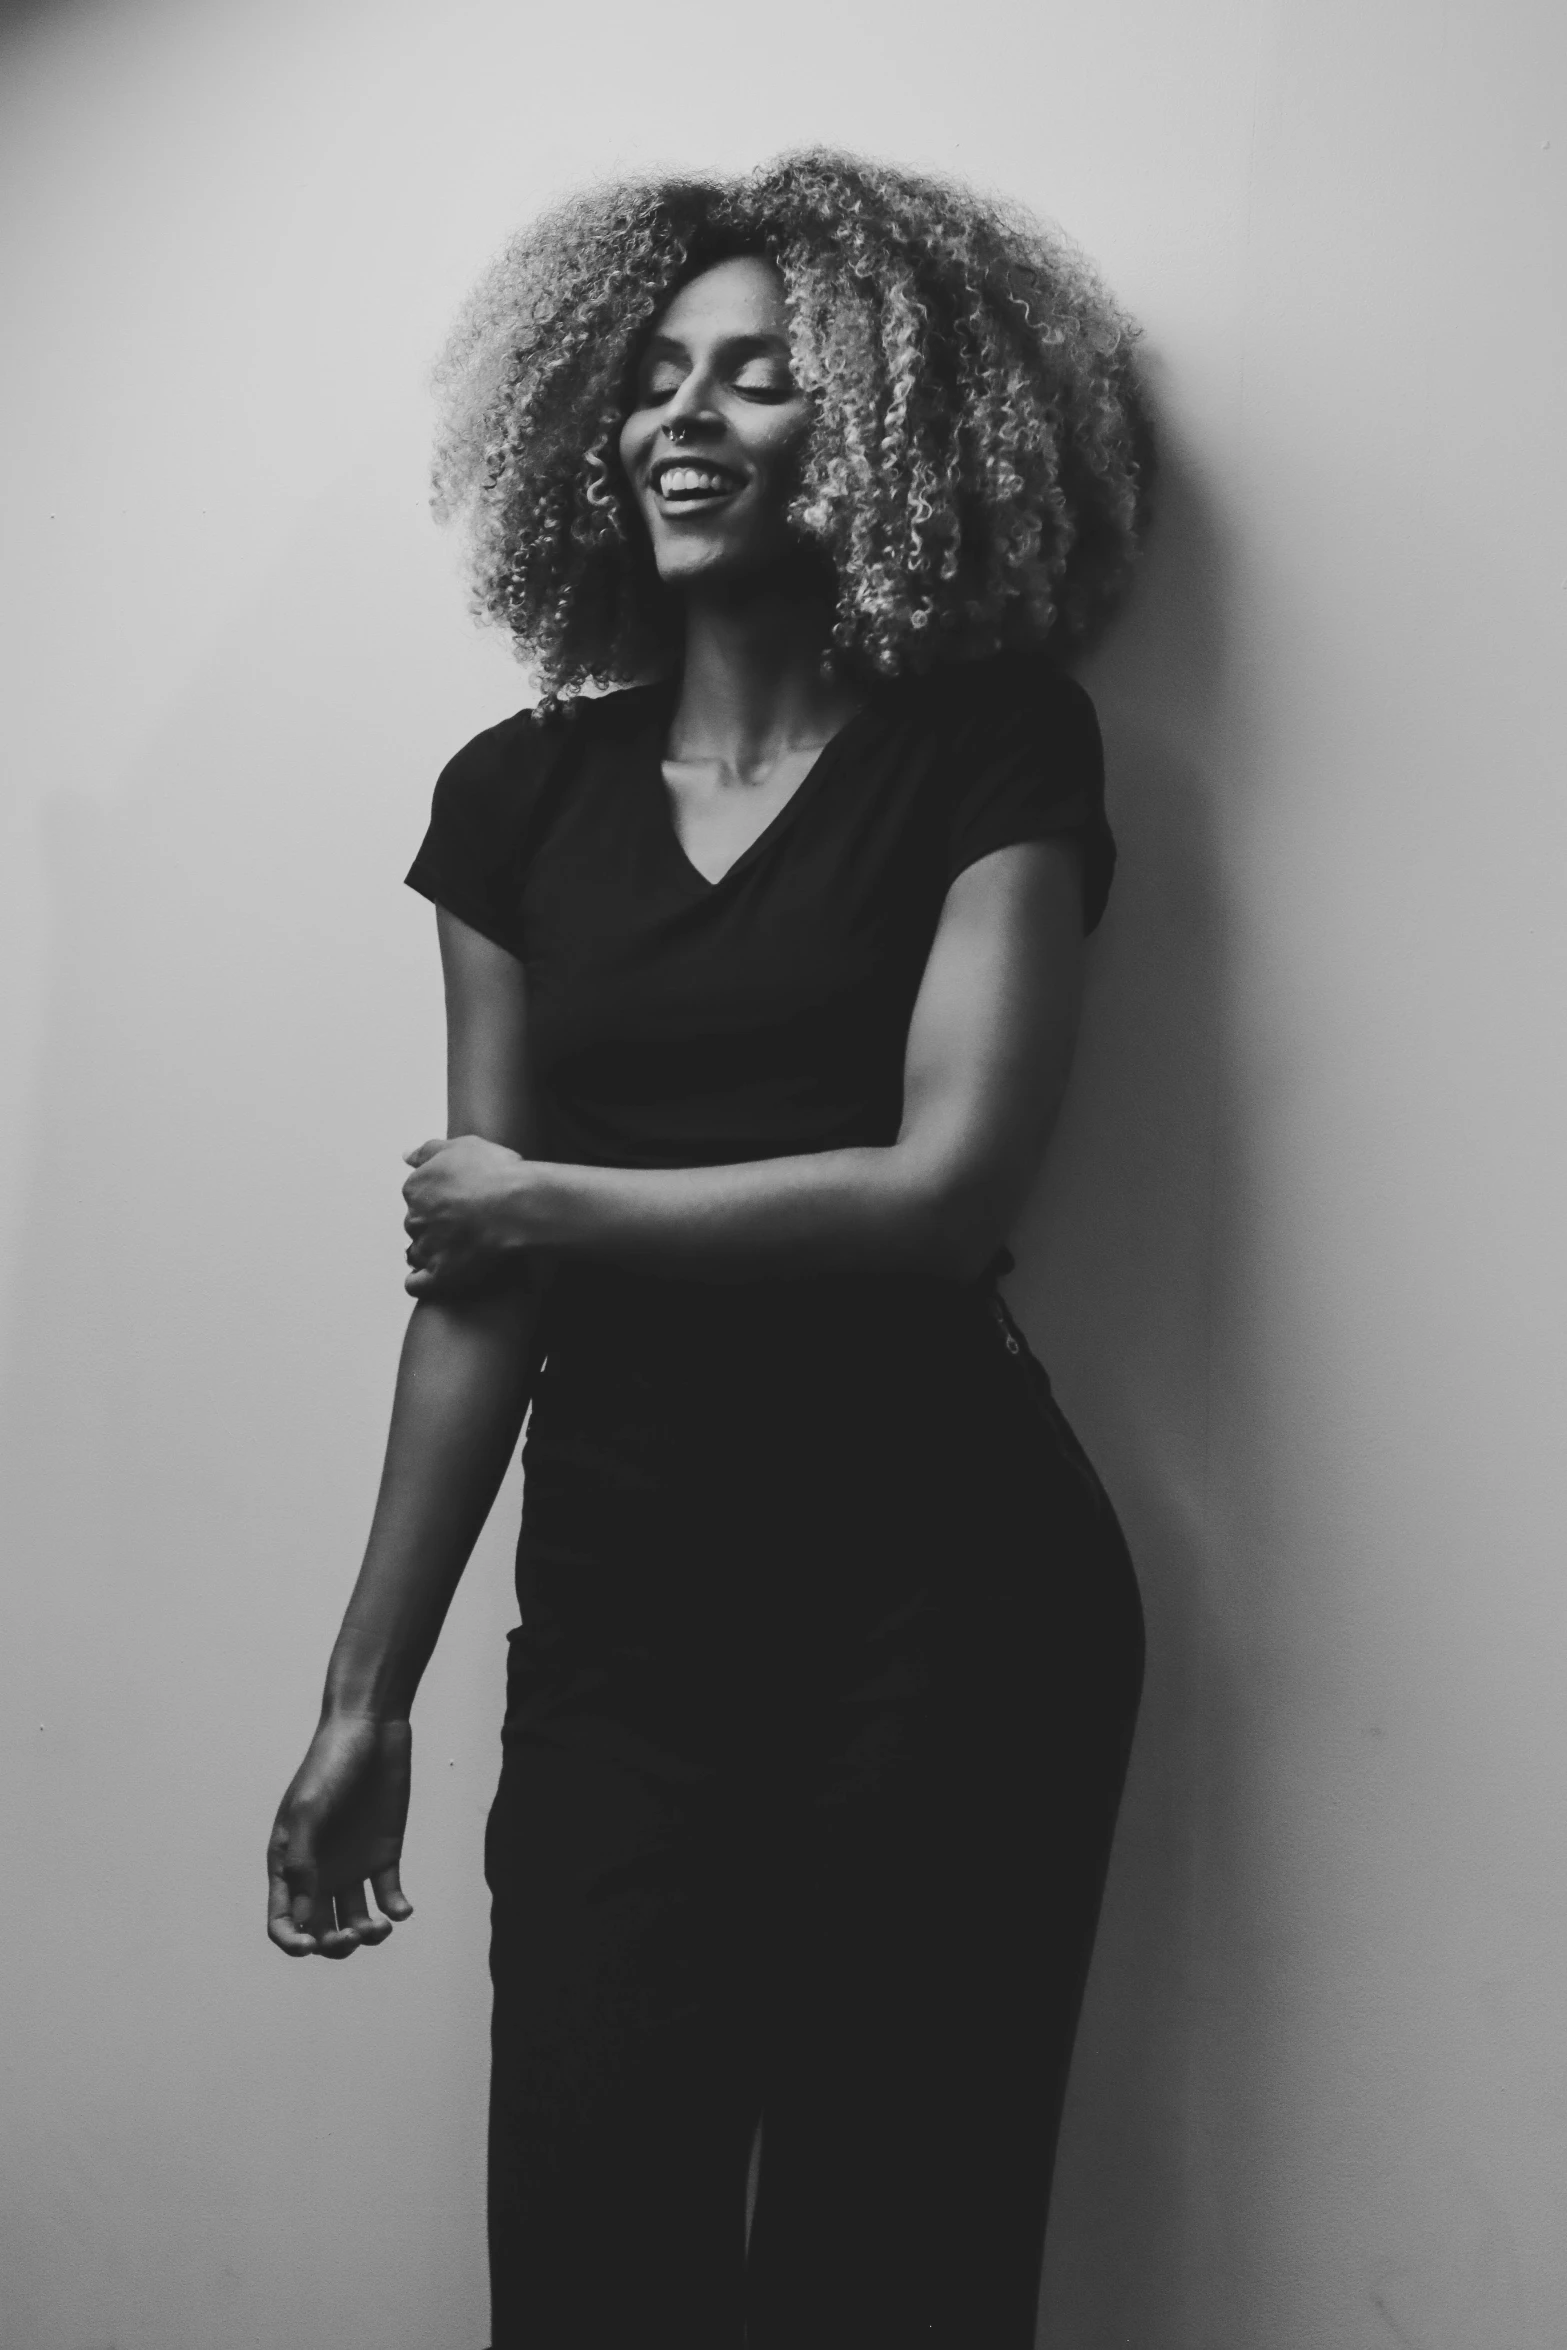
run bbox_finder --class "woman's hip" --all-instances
[511,1373,1141,1765]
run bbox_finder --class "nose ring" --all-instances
[664,418,691,443]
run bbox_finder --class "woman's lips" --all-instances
[651,460,745,504]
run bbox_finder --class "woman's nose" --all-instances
[661,382,719,440]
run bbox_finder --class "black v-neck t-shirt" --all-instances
[405,650,1113,1176]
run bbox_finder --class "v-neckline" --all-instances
[645,691,881,895]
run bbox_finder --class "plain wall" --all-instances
[2,1,1564,2344]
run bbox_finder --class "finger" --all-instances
[371,1862,414,1924]
[277,1829,319,1935]
[267,1856,319,1956]
[408,1260,464,1297]
[335,1881,392,1949]
[312,1890,362,1960]
[403,1137,448,1168]
[286,1861,359,1963]
[268,1914,319,1955]
[277,1871,338,1958]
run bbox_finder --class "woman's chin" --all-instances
[653,538,828,605]
[654,536,762,587]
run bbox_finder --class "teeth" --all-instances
[657,465,735,497]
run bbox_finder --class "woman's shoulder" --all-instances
[893,648,1113,923]
[408,683,665,943]
[897,646,1099,750]
[435,679,665,801]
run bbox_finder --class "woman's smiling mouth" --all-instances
[652,460,745,505]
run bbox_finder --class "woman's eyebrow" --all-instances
[642,331,790,362]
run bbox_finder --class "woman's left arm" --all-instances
[403,838,1086,1292]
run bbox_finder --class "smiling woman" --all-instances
[268,150,1153,2350]
[622,259,812,585]
[430,151,1149,693]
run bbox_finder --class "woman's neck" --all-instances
[669,578,864,778]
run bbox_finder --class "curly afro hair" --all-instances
[431,150,1153,699]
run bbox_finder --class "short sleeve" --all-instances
[940,653,1115,932]
[404,708,554,957]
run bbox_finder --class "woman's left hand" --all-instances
[402,1134,533,1297]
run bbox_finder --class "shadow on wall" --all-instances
[0,0,80,41]
[1016,429,1242,2349]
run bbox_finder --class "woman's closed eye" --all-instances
[639,360,686,403]
[731,367,796,402]
[635,352,797,406]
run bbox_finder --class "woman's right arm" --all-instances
[267,910,543,1959]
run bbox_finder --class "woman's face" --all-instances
[618,255,812,591]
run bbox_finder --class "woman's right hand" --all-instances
[267,1714,414,1958]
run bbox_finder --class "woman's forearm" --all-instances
[518,1141,984,1281]
[322,1286,544,1721]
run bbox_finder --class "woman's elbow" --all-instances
[900,1169,1007,1286]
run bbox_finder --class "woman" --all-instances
[268,151,1151,2349]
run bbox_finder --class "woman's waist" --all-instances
[531,1260,997,1426]
[539,1257,992,1342]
